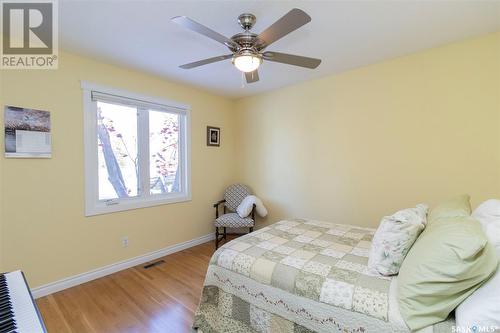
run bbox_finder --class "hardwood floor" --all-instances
[36,239,224,333]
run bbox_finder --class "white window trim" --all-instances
[81,81,191,216]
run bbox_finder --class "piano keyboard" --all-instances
[0,271,46,333]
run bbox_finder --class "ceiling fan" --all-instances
[172,8,321,84]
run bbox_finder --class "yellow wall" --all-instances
[235,32,500,228]
[0,52,237,286]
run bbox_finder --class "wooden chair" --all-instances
[213,184,255,249]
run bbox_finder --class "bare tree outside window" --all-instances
[149,110,180,194]
[96,101,180,201]
[97,102,138,200]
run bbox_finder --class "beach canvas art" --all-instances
[4,106,52,158]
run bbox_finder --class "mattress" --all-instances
[193,219,455,333]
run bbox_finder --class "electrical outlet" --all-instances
[121,236,129,248]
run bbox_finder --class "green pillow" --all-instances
[398,211,498,330]
[427,194,471,222]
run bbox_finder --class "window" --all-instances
[82,82,191,216]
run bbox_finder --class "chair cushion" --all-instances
[215,213,254,228]
[224,184,252,212]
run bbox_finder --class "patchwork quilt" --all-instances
[193,219,455,333]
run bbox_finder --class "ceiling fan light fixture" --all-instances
[232,51,262,73]
[174,9,321,84]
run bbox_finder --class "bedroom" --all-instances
[0,0,499,332]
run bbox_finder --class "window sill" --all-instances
[85,194,192,216]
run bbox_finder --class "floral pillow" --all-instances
[368,204,428,276]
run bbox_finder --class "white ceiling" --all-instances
[60,0,500,98]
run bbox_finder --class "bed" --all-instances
[193,218,455,333]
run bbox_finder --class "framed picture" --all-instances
[4,105,52,158]
[207,126,220,147]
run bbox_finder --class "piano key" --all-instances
[0,309,13,317]
[0,304,11,311]
[2,271,46,333]
[0,303,10,310]
[0,325,16,333]
[0,318,15,331]
[0,312,13,322]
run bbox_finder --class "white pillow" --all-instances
[471,199,500,252]
[236,195,253,218]
[455,200,500,330]
[455,265,499,330]
[367,204,428,276]
[236,195,268,218]
[472,199,500,229]
[483,220,500,250]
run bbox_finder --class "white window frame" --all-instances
[82,81,191,216]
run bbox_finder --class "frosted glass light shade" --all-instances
[233,54,262,73]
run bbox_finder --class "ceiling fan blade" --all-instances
[245,70,259,83]
[262,51,321,69]
[257,8,311,47]
[172,16,239,49]
[179,54,233,69]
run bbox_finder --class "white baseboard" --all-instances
[31,233,215,299]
